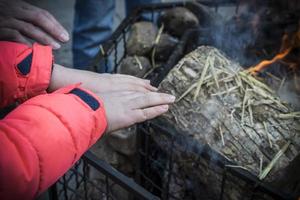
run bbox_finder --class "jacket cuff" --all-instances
[0,42,52,108]
[25,43,53,99]
[54,84,108,145]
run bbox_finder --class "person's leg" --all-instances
[73,0,115,69]
[125,0,160,16]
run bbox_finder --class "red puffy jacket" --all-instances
[0,42,107,200]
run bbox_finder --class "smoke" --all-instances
[278,79,300,109]
[197,1,298,68]
[198,2,300,109]
[208,6,258,67]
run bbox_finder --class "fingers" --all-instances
[2,18,61,49]
[99,91,143,100]
[102,91,175,133]
[121,83,156,93]
[0,27,31,45]
[129,92,175,109]
[39,8,69,42]
[132,105,170,123]
[114,74,150,83]
[111,74,158,91]
[115,74,153,86]
[17,3,69,43]
[142,82,158,91]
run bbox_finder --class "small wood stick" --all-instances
[219,126,225,146]
[211,86,239,96]
[99,44,105,55]
[277,112,300,119]
[143,68,155,79]
[248,99,254,126]
[239,71,274,93]
[210,56,219,89]
[154,24,164,44]
[259,156,263,176]
[259,141,291,180]
[266,72,281,81]
[263,121,272,148]
[151,24,164,68]
[278,76,286,91]
[225,165,251,172]
[176,83,198,102]
[134,55,143,70]
[176,59,186,70]
[193,53,212,101]
[241,88,249,125]
[230,109,236,122]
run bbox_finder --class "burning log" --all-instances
[151,46,300,199]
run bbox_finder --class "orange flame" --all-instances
[248,29,300,75]
[248,48,292,74]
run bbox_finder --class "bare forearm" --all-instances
[49,64,98,92]
[49,64,157,93]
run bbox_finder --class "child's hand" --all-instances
[98,91,176,133]
[50,64,157,93]
[87,73,157,93]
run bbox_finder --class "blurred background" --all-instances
[27,0,179,67]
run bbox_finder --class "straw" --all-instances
[259,141,291,180]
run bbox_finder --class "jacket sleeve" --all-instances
[0,84,107,200]
[0,41,52,108]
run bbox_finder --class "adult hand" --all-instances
[98,91,176,133]
[0,0,69,49]
[49,64,158,93]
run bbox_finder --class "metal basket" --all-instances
[52,2,225,200]
[91,0,238,86]
[52,1,298,200]
[51,151,159,200]
[134,29,298,200]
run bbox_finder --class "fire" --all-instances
[248,48,292,74]
[248,29,300,75]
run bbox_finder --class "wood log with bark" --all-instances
[150,46,300,199]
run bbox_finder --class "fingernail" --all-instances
[160,105,169,111]
[168,95,176,102]
[52,42,61,49]
[151,86,158,91]
[59,31,69,42]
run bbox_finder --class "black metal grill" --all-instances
[52,2,207,200]
[52,151,159,200]
[135,118,296,200]
[133,28,298,200]
[91,1,238,83]
[53,1,298,200]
